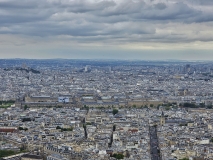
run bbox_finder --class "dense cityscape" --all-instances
[1,59,213,160]
[1,0,213,159]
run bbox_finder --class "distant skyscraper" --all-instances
[22,63,27,69]
[183,64,190,73]
[186,64,190,73]
[109,66,112,72]
[85,65,88,72]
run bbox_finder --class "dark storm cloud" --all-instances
[0,0,213,44]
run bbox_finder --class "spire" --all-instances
[160,110,165,126]
[161,111,164,117]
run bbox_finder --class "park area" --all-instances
[0,100,15,109]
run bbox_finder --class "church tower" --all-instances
[160,111,165,126]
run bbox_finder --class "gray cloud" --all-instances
[0,0,213,46]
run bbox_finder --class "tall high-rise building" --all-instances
[109,66,112,72]
[183,64,190,73]
[85,65,88,72]
[185,64,190,73]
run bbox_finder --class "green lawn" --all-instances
[0,104,13,108]
[0,102,14,108]
[0,150,18,158]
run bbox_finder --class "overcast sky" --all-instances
[0,0,213,60]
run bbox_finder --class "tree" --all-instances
[22,118,31,122]
[113,109,118,115]
[132,104,136,108]
[112,153,124,159]
[61,128,73,132]
[116,154,124,159]
[157,105,160,110]
[20,145,26,152]
[24,105,28,110]
[56,126,61,129]
[0,150,17,158]
[165,106,170,110]
[183,103,196,108]
[207,105,212,109]
[150,104,154,108]
[56,126,73,132]
[83,105,89,111]
[19,127,24,130]
[199,103,205,108]
[19,127,28,131]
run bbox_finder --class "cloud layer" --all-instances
[0,0,213,59]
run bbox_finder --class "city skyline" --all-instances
[0,0,213,60]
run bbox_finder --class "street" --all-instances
[150,126,161,160]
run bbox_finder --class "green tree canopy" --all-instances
[179,158,189,160]
[112,153,124,159]
[113,109,118,115]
